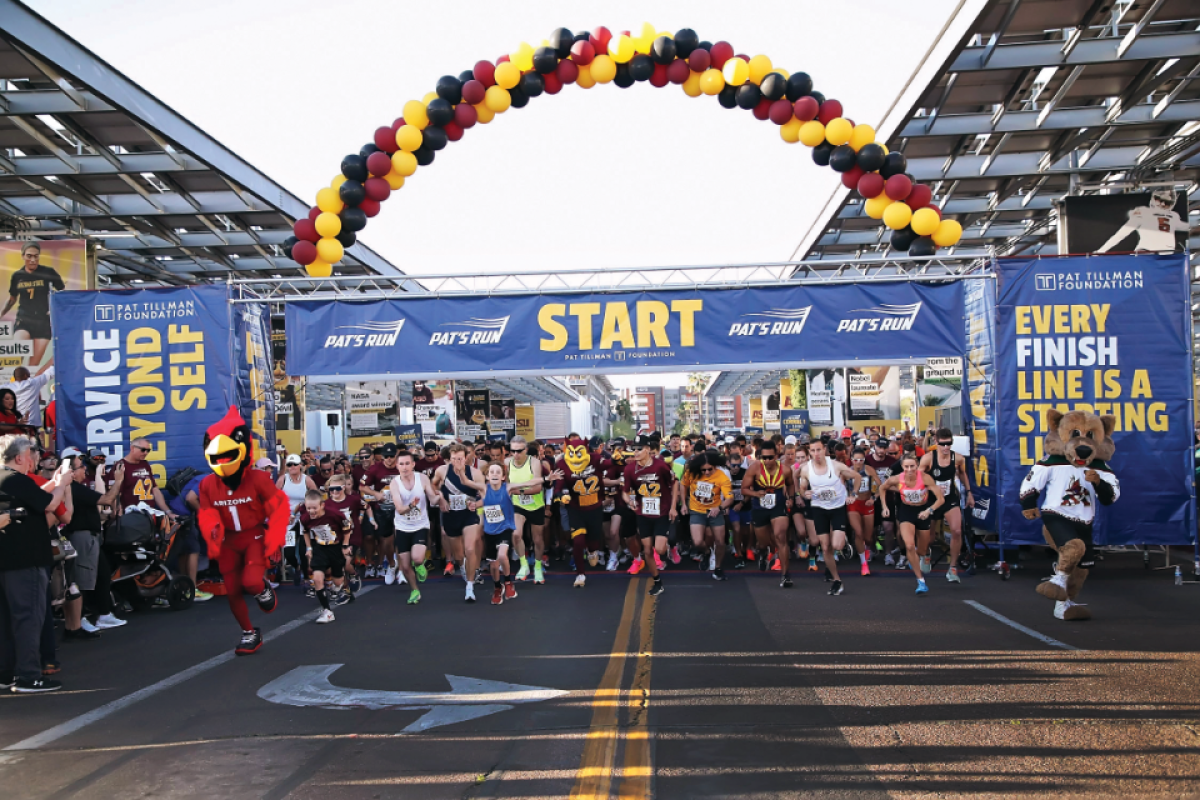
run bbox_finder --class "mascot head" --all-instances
[563,436,591,476]
[1044,409,1116,467]
[609,437,632,465]
[204,406,252,486]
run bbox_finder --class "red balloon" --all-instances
[793,96,819,121]
[359,198,381,218]
[649,63,669,87]
[857,172,885,199]
[307,207,321,221]
[443,121,464,142]
[841,166,865,189]
[925,204,941,216]
[817,99,843,125]
[364,177,391,202]
[709,42,734,69]
[688,48,710,72]
[752,98,771,121]
[735,53,750,63]
[570,40,595,66]
[373,126,397,152]
[291,239,317,266]
[462,79,486,105]
[454,102,477,128]
[294,219,319,244]
[768,98,794,125]
[590,26,612,54]
[905,183,932,210]
[496,54,510,64]
[885,174,913,201]
[543,71,563,95]
[666,59,690,84]
[391,117,405,132]
[473,60,496,87]
[557,59,579,84]
[366,151,393,176]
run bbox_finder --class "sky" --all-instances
[26,0,971,391]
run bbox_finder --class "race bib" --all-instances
[814,488,837,503]
[517,493,533,505]
[402,505,423,521]
[902,489,926,504]
[448,495,468,512]
[732,481,743,501]
[378,489,395,511]
[483,505,505,524]
[285,527,296,548]
[695,481,714,502]
[760,492,776,509]
[641,497,661,516]
[311,524,336,545]
[859,476,871,493]
[937,479,952,496]
[603,499,615,514]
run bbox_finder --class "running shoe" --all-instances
[628,556,645,575]
[505,582,517,600]
[896,555,908,570]
[515,560,530,581]
[828,580,844,596]
[669,546,682,565]
[305,585,316,598]
[711,568,727,582]
[798,545,809,560]
[606,552,619,572]
[492,586,504,605]
[745,548,756,561]
[884,553,896,567]
[194,590,214,603]
[770,557,781,572]
[653,551,664,571]
[808,559,818,572]
[316,608,335,623]
[568,556,576,572]
[396,571,408,586]
[587,551,600,568]
[12,677,62,693]
[364,565,377,579]
[734,558,746,570]
[920,556,931,574]
[708,550,717,571]
[94,613,127,629]
[443,561,456,577]
[465,583,476,603]
[780,574,793,588]
[384,565,396,585]
[841,542,854,561]
[349,574,363,593]
[475,567,486,585]
[63,627,100,641]
[648,578,664,597]
[335,588,355,606]
[574,574,587,588]
[915,580,929,596]
[698,553,708,571]
[817,551,825,563]
[407,588,421,605]
[236,627,263,656]
[860,561,871,577]
[415,564,428,583]
[757,551,768,572]
[533,561,545,584]
[255,585,277,613]
[946,568,961,584]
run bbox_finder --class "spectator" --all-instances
[61,454,126,630]
[166,465,212,603]
[0,388,27,434]
[100,437,176,521]
[10,365,54,430]
[0,434,71,693]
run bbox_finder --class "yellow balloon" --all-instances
[883,201,913,231]
[880,143,889,155]
[864,193,891,220]
[775,67,790,80]
[722,57,749,87]
[640,22,657,42]
[473,102,495,123]
[608,34,635,63]
[591,54,617,83]
[932,218,963,247]
[511,42,534,71]
[849,124,876,152]
[700,68,725,96]
[825,118,853,146]
[576,63,596,88]
[316,237,344,264]
[314,211,341,238]
[798,120,826,147]
[331,174,347,191]
[485,85,511,113]
[748,55,773,84]
[306,260,332,279]
[316,187,343,214]
[494,61,521,90]
[384,172,405,191]
[395,125,423,153]
[681,70,703,97]
[402,100,428,130]
[391,150,417,177]
[422,91,438,105]
[911,207,941,237]
[780,118,802,143]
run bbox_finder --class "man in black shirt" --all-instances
[0,434,72,693]
[1,243,65,369]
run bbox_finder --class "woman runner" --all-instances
[846,448,880,577]
[876,455,947,595]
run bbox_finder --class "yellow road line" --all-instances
[569,579,642,800]
[618,585,657,800]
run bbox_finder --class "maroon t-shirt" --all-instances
[103,458,157,510]
[361,462,400,508]
[324,493,366,546]
[604,459,628,510]
[414,457,445,481]
[623,458,674,518]
[298,510,350,546]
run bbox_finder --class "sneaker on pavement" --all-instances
[884,553,896,567]
[711,568,727,582]
[915,580,929,596]
[587,551,600,568]
[384,565,396,585]
[193,590,214,602]
[397,571,408,586]
[860,562,871,577]
[946,568,961,584]
[316,608,335,623]
[415,564,428,583]
[63,627,100,641]
[235,627,262,656]
[606,552,619,572]
[80,617,101,633]
[648,578,664,597]
[770,557,782,572]
[708,551,717,571]
[669,546,682,565]
[780,573,793,588]
[533,561,545,585]
[505,582,517,600]
[12,677,61,693]
[443,562,456,577]
[653,551,665,571]
[734,558,746,570]
[465,583,476,603]
[491,586,504,605]
[829,580,844,596]
[515,560,530,581]
[628,557,644,575]
[407,589,421,605]
[808,559,818,572]
[919,556,931,574]
[574,574,586,588]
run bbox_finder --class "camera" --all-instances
[7,508,28,519]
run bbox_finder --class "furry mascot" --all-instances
[197,406,291,654]
[554,435,609,588]
[1020,409,1120,620]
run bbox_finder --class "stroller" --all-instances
[104,508,195,611]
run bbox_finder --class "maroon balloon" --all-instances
[291,239,317,266]
[307,207,322,221]
[649,63,669,87]
[840,166,865,189]
[768,98,794,125]
[391,117,405,132]
[359,198,381,218]
[734,53,750,63]
[443,121,464,142]
[366,151,393,177]
[294,218,319,243]
[543,70,563,95]
[570,40,595,66]
[792,96,819,122]
[474,60,496,87]
[590,26,612,55]
[557,59,579,84]
[496,54,510,64]
[905,183,932,210]
[817,98,843,125]
[462,79,486,105]
[373,126,397,152]
[454,102,478,128]
[925,203,941,216]
[666,59,690,84]
[709,41,734,69]
[752,98,771,121]
[364,177,391,202]
[884,174,913,201]
[857,172,885,199]
[688,47,711,72]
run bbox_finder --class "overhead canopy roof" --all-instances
[0,0,400,286]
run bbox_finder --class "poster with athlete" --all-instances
[412,380,455,437]
[0,240,92,378]
[1060,191,1190,254]
[455,388,490,440]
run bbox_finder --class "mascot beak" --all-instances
[206,434,247,477]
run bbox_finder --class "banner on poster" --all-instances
[744,426,764,436]
[394,423,423,449]
[996,253,1194,545]
[412,379,455,437]
[748,397,763,429]
[963,279,998,530]
[924,357,962,386]
[456,389,490,440]
[52,285,275,481]
[848,372,880,412]
[781,410,810,438]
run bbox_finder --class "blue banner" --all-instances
[52,286,276,484]
[744,426,764,436]
[780,410,810,438]
[395,423,423,449]
[996,253,1194,545]
[231,301,277,470]
[963,278,998,531]
[286,282,965,378]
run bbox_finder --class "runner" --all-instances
[389,450,440,605]
[919,428,974,582]
[623,433,670,589]
[507,435,554,584]
[847,448,880,577]
[864,438,900,566]
[554,436,607,588]
[669,434,693,565]
[322,475,369,593]
[480,462,519,605]
[791,444,820,571]
[277,454,317,583]
[742,439,798,587]
[298,490,353,623]
[433,443,486,602]
[797,439,860,596]
[603,437,637,572]
[726,439,754,569]
[359,443,401,584]
[877,455,947,594]
[677,449,733,581]
[414,442,448,574]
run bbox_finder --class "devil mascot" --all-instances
[553,435,611,588]
[197,406,291,655]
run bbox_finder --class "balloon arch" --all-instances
[285,24,964,276]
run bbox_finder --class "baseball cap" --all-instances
[255,456,277,470]
[841,428,853,438]
[381,443,399,458]
[724,436,734,444]
[783,435,797,445]
[60,446,83,458]
[424,441,438,451]
[285,454,302,466]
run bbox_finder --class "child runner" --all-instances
[299,490,353,623]
[481,463,519,605]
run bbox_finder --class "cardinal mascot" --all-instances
[197,406,291,655]
[553,435,610,588]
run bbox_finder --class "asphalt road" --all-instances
[1,549,1198,799]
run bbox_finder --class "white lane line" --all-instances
[963,600,1082,651]
[4,586,378,752]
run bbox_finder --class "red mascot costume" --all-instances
[197,406,290,655]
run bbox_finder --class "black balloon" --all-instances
[509,85,530,108]
[809,90,825,105]
[426,98,454,127]
[650,36,676,65]
[856,143,886,173]
[335,230,356,248]
[459,69,475,83]
[718,84,738,109]
[413,146,435,166]
[890,226,917,252]
[629,54,654,81]
[613,63,634,88]
[829,144,857,172]
[532,46,558,75]
[338,180,365,206]
[340,154,368,183]
[281,235,297,260]
[358,143,380,159]
[812,141,834,167]
[340,207,367,233]
[674,29,699,57]
[573,31,591,43]
[696,40,712,51]
[520,72,545,96]
[880,152,908,179]
[421,125,448,151]
[436,75,462,104]
[760,73,786,101]
[549,27,574,58]
[735,83,761,110]
[910,236,936,258]
[785,72,813,101]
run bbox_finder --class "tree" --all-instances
[616,397,633,423]
[787,369,808,409]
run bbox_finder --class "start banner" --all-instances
[996,253,1194,545]
[285,282,964,377]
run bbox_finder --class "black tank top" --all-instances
[928,453,959,501]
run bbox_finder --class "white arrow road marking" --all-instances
[257,664,569,733]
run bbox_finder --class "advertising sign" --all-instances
[1060,192,1189,254]
[748,397,763,429]
[963,279,998,530]
[515,403,535,440]
[780,410,810,438]
[394,423,423,450]
[456,389,490,440]
[413,379,455,437]
[924,357,962,386]
[0,240,92,382]
[848,372,880,413]
[346,381,399,436]
[489,397,516,440]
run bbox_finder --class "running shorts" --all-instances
[1041,512,1096,568]
[931,490,960,521]
[728,505,752,525]
[847,498,875,517]
[395,527,429,553]
[635,515,670,540]
[894,501,933,531]
[483,529,514,561]
[514,505,543,525]
[369,510,395,539]
[809,504,849,536]
[752,504,789,528]
[688,510,725,528]
[443,509,479,538]
[309,543,345,578]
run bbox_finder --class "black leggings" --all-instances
[86,548,114,616]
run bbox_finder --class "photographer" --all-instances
[0,434,71,693]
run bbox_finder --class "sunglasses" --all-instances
[328,486,345,492]
[132,445,150,452]
[511,447,525,454]
[760,454,776,460]
[938,441,954,447]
